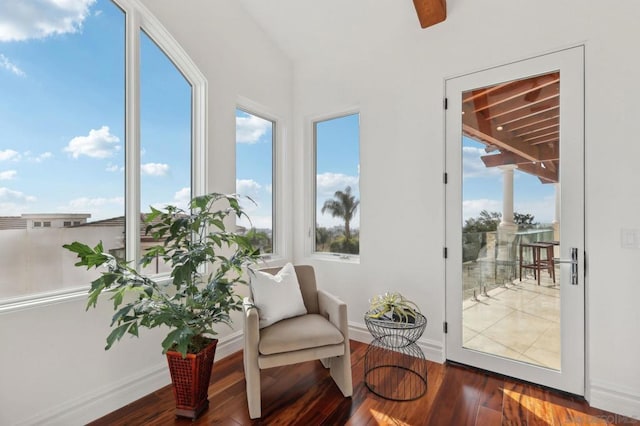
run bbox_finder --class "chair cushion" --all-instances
[251,262,308,328]
[259,314,344,355]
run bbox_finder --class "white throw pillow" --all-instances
[250,263,308,328]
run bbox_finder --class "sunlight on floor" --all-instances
[369,409,412,426]
[503,388,617,425]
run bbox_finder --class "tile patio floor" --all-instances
[462,270,561,370]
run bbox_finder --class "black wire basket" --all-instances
[364,312,427,348]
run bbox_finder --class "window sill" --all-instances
[0,287,89,314]
[311,252,360,264]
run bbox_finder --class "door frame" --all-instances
[443,45,586,395]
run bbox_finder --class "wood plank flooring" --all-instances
[90,341,633,425]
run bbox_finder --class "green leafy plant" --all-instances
[366,292,420,323]
[63,193,260,358]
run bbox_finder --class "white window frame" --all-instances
[236,96,285,262]
[306,107,361,263]
[0,0,207,312]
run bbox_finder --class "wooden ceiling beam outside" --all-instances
[471,76,560,114]
[480,150,559,168]
[462,70,561,183]
[413,0,446,29]
[518,162,558,183]
[463,124,539,163]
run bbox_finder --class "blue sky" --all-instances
[0,0,550,229]
[0,0,192,221]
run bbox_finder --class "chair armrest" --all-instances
[317,289,349,339]
[243,297,260,355]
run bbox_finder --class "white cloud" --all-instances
[64,126,120,159]
[316,172,359,198]
[105,163,122,172]
[141,163,170,176]
[236,114,271,144]
[26,151,52,163]
[0,0,96,42]
[515,196,555,224]
[0,149,20,162]
[60,196,123,221]
[0,54,25,76]
[68,196,124,209]
[236,179,262,197]
[237,214,272,230]
[463,146,501,178]
[462,199,502,222]
[0,187,36,203]
[0,170,17,180]
[0,187,36,215]
[173,187,191,210]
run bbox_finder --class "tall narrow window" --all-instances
[235,108,274,254]
[0,0,125,299]
[314,113,360,256]
[140,30,192,274]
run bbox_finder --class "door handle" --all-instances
[554,247,578,285]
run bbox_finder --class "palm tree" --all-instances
[321,186,359,242]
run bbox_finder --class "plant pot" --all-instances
[165,338,218,419]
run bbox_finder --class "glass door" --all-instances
[445,47,585,395]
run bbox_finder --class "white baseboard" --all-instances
[590,379,640,421]
[349,321,445,363]
[17,362,170,426]
[18,332,245,426]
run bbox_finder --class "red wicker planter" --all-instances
[166,339,218,419]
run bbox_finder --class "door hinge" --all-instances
[444,97,448,110]
[443,321,448,334]
[443,247,448,258]
[443,172,448,184]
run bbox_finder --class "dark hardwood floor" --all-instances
[90,341,633,425]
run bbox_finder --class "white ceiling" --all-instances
[236,0,425,63]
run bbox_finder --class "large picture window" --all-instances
[235,108,274,255]
[314,112,360,256]
[0,0,204,304]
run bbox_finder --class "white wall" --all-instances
[290,0,640,418]
[3,0,639,423]
[0,1,292,424]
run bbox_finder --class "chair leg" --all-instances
[320,358,331,369]
[329,351,353,397]
[244,357,261,419]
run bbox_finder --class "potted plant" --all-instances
[366,291,421,323]
[364,292,426,349]
[63,193,260,419]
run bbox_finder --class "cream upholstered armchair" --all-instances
[242,264,353,419]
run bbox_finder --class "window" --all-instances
[235,108,275,255]
[314,112,360,256]
[139,31,192,274]
[0,0,205,304]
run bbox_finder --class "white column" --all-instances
[499,165,517,226]
[496,165,518,268]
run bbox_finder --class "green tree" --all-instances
[315,226,331,251]
[246,228,272,254]
[514,212,537,228]
[462,210,501,233]
[321,186,360,242]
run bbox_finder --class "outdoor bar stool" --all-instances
[519,242,556,286]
